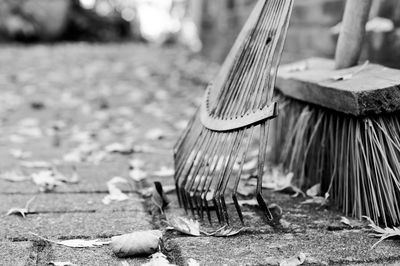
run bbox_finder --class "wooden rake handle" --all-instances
[335,0,373,69]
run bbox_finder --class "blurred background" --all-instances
[1,0,400,66]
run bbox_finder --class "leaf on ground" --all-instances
[129,167,147,182]
[30,233,110,248]
[280,252,306,266]
[105,142,133,154]
[167,216,200,236]
[301,193,330,206]
[238,199,258,206]
[142,252,176,266]
[187,258,200,266]
[152,167,174,177]
[306,184,320,197]
[31,170,64,192]
[151,182,170,212]
[102,177,130,205]
[20,160,52,168]
[145,128,165,140]
[236,182,255,197]
[340,217,353,228]
[111,230,162,257]
[363,216,400,249]
[0,170,29,182]
[204,225,245,237]
[50,261,79,266]
[9,149,32,159]
[120,261,130,266]
[6,196,36,218]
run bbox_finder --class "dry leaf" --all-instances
[129,167,147,182]
[306,184,320,197]
[50,261,79,266]
[0,170,29,182]
[301,193,329,206]
[9,149,31,159]
[31,170,64,192]
[152,182,170,212]
[187,258,200,266]
[111,230,162,257]
[6,196,36,218]
[168,216,200,236]
[236,182,255,197]
[30,233,110,248]
[238,199,258,206]
[152,167,174,177]
[205,225,245,237]
[364,216,400,249]
[105,142,133,154]
[280,252,306,266]
[21,160,52,168]
[142,252,176,266]
[102,177,129,205]
[340,217,352,228]
[145,128,165,140]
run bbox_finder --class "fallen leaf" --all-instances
[102,177,130,205]
[145,128,165,140]
[0,170,29,182]
[120,261,130,266]
[306,184,320,197]
[364,216,400,249]
[301,193,329,206]
[31,170,64,192]
[238,199,258,206]
[30,233,110,248]
[152,167,174,177]
[152,182,170,212]
[111,230,162,257]
[129,167,147,182]
[21,160,52,168]
[340,217,352,228]
[142,252,176,266]
[6,196,36,218]
[280,252,306,266]
[168,216,200,236]
[50,261,79,266]
[105,142,133,154]
[205,225,245,237]
[236,182,255,197]
[9,149,32,159]
[187,258,200,266]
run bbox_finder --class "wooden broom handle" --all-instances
[335,0,373,69]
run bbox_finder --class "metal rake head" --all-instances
[174,0,293,225]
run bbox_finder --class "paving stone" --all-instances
[0,241,33,266]
[37,242,147,266]
[1,211,151,241]
[171,231,400,265]
[0,193,144,213]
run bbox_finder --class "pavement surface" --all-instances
[0,43,400,266]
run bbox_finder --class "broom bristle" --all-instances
[269,95,400,226]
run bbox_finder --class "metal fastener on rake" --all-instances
[173,0,294,225]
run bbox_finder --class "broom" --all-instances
[174,0,294,225]
[270,0,400,226]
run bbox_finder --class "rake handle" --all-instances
[335,0,373,69]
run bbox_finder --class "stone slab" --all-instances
[0,193,144,214]
[1,211,151,241]
[171,231,400,265]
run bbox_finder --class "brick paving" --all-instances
[0,44,399,266]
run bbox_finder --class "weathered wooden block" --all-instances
[276,57,400,116]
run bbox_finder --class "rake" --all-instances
[174,0,294,224]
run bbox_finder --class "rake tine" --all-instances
[256,123,273,221]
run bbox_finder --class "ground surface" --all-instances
[0,44,399,266]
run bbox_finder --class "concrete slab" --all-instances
[1,211,151,241]
[171,231,400,265]
[0,241,33,266]
[0,193,144,214]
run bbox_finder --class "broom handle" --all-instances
[335,0,373,69]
